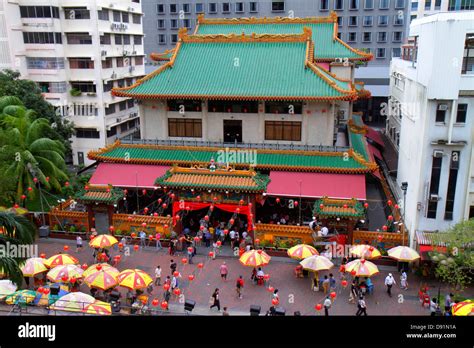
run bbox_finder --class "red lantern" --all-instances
[142,222,147,228]
[267,286,274,292]
[210,205,214,211]
[123,189,128,195]
[161,301,168,309]
[43,288,50,295]
[188,274,195,281]
[40,253,46,259]
[187,247,193,253]
[382,225,388,232]
[294,201,298,207]
[320,203,324,209]
[65,181,69,187]
[213,196,218,201]
[387,200,393,206]
[109,226,115,232]
[81,263,88,270]
[153,212,158,217]
[330,291,337,299]
[343,204,348,209]
[170,193,175,199]
[173,288,181,296]
[229,218,235,225]
[364,202,369,209]
[193,237,200,242]
[158,198,163,204]
[70,277,77,284]
[175,215,180,220]
[84,185,89,190]
[21,194,26,200]
[13,204,19,209]
[33,177,38,183]
[197,263,204,269]
[131,233,137,238]
[369,246,374,252]
[181,258,188,264]
[118,242,123,249]
[45,177,50,182]
[395,204,399,209]
[257,249,263,254]
[361,259,366,264]
[114,255,121,261]
[61,275,68,282]
[263,274,270,280]
[236,208,240,213]
[28,187,33,192]
[377,234,384,242]
[388,215,393,221]
[196,195,201,201]
[271,298,279,306]
[248,202,252,208]
[208,251,214,258]
[255,238,260,244]
[200,225,204,231]
[216,241,222,247]
[351,270,357,276]
[315,303,323,311]
[204,215,209,221]
[162,203,167,209]
[341,280,348,288]
[163,284,170,291]
[152,298,159,306]
[142,189,147,195]
[96,264,102,271]
[106,188,110,193]
[37,287,44,294]
[63,245,69,251]
[144,207,149,213]
[239,199,244,205]
[275,198,280,203]
[128,216,133,221]
[164,224,169,229]
[173,271,179,277]
[223,229,229,235]
[133,245,139,251]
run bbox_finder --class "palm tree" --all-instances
[0,96,68,200]
[0,211,36,286]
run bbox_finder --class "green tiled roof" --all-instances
[196,22,366,60]
[75,187,123,204]
[89,145,371,173]
[114,40,353,100]
[313,198,365,219]
[348,114,370,162]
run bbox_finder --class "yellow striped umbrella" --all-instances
[84,269,119,290]
[118,269,153,290]
[50,292,95,313]
[345,259,379,277]
[299,255,334,272]
[21,257,48,277]
[89,234,118,249]
[44,253,79,268]
[0,280,17,300]
[349,245,382,260]
[452,300,474,316]
[83,263,119,278]
[47,265,84,283]
[387,246,420,262]
[287,244,319,260]
[239,249,271,267]
[83,300,112,315]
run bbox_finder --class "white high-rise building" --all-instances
[1,0,145,165]
[386,12,474,246]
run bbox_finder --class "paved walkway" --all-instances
[11,238,472,316]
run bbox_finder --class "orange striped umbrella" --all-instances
[118,269,153,290]
[47,265,84,283]
[89,235,118,249]
[287,244,319,260]
[349,245,382,259]
[44,254,79,268]
[239,249,271,267]
[83,300,112,315]
[345,259,379,277]
[83,263,119,278]
[84,269,119,290]
[452,300,473,316]
[21,257,48,277]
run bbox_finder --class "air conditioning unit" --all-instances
[109,3,114,8]
[111,72,117,79]
[128,6,134,12]
[101,50,107,56]
[129,65,135,73]
[132,50,137,55]
[429,194,440,202]
[433,150,444,158]
[116,117,121,123]
[437,104,448,111]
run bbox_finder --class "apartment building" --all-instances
[409,0,473,22]
[1,0,145,166]
[386,12,474,245]
[142,0,409,123]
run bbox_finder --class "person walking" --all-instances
[139,230,146,249]
[272,289,279,305]
[220,262,228,281]
[323,296,332,316]
[155,232,162,250]
[384,273,396,297]
[400,271,408,290]
[430,298,439,316]
[222,307,230,316]
[236,275,244,299]
[210,288,220,311]
[322,275,330,294]
[170,259,177,276]
[356,296,368,316]
[154,265,162,286]
[329,273,336,292]
[187,246,194,264]
[444,293,454,314]
[171,274,178,290]
[76,236,83,253]
[349,279,359,303]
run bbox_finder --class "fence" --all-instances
[254,223,313,245]
[352,230,408,251]
[112,214,173,237]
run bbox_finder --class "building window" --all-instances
[100,34,111,45]
[349,16,358,26]
[66,33,92,45]
[394,15,404,25]
[119,101,127,111]
[349,0,360,9]
[376,47,386,58]
[236,2,244,12]
[134,35,142,45]
[26,57,65,69]
[20,6,59,18]
[208,100,258,113]
[127,99,135,108]
[395,0,405,8]
[272,1,285,11]
[365,0,374,8]
[122,12,129,23]
[265,121,302,141]
[456,103,468,123]
[195,3,204,13]
[363,32,372,42]
[98,9,109,20]
[116,57,129,67]
[377,32,387,42]
[265,101,302,114]
[444,151,460,220]
[337,17,343,26]
[113,10,121,22]
[115,34,122,45]
[135,56,144,65]
[37,81,67,93]
[168,118,202,138]
[427,155,443,219]
[392,48,401,57]
[209,3,217,13]
[335,0,345,10]
[76,128,100,139]
[363,16,373,26]
[435,0,441,9]
[70,82,96,93]
[462,34,474,75]
[170,4,177,14]
[158,19,166,29]
[123,35,130,45]
[182,4,190,13]
[107,127,117,138]
[158,35,166,44]
[23,32,62,44]
[132,14,141,24]
[337,32,342,39]
[435,103,448,123]
[183,19,192,29]
[69,58,94,69]
[348,32,357,42]
[393,31,402,42]
[379,0,390,9]
[171,34,178,43]
[321,0,330,10]
[102,58,113,69]
[222,2,231,13]
[250,2,259,12]
[105,104,116,115]
[378,15,388,25]
[103,81,113,92]
[411,1,418,9]
[157,4,165,14]
[64,7,90,20]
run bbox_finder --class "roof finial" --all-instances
[197,14,204,23]
[330,11,338,22]
[178,27,188,40]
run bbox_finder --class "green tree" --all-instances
[431,219,474,292]
[0,211,36,286]
[0,70,73,153]
[0,97,68,200]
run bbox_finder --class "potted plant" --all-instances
[70,88,82,96]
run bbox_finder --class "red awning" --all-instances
[368,144,383,161]
[419,245,447,260]
[366,128,385,147]
[89,163,169,188]
[266,172,366,200]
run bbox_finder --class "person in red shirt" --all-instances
[236,275,244,299]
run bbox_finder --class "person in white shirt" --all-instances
[154,265,161,286]
[242,231,248,239]
[76,236,83,253]
[356,296,367,316]
[319,226,329,237]
[384,273,396,297]
[323,296,332,316]
[256,267,265,278]
[229,230,236,248]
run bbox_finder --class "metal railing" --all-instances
[120,137,350,152]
